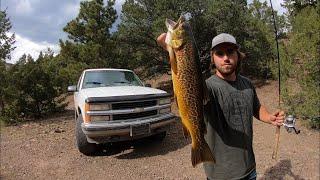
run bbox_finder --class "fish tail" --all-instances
[191,141,215,167]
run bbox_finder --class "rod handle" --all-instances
[272,126,281,159]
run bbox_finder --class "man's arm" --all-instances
[255,105,285,126]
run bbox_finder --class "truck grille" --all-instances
[112,100,157,110]
[113,110,158,120]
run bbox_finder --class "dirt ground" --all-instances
[1,79,319,180]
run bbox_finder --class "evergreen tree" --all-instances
[247,0,289,78]
[0,9,15,117]
[283,3,319,128]
[283,0,318,17]
[2,52,68,121]
[116,0,284,78]
[206,0,272,76]
[0,60,5,115]
[116,0,214,78]
[0,9,15,61]
[61,0,117,68]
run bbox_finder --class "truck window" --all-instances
[82,70,144,89]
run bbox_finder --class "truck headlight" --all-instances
[159,107,171,114]
[84,103,111,123]
[159,98,171,105]
[89,103,111,111]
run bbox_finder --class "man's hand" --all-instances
[157,33,168,51]
[269,110,285,126]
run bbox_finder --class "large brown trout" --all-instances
[165,16,215,167]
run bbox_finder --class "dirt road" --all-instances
[1,80,319,180]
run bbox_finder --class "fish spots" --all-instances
[166,16,215,166]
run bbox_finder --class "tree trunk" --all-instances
[0,98,4,116]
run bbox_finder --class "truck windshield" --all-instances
[82,70,144,89]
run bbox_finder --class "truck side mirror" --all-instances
[68,85,77,92]
[145,83,152,87]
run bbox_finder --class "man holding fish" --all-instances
[157,16,284,180]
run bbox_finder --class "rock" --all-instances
[54,129,65,133]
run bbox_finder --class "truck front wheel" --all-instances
[75,115,99,155]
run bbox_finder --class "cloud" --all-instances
[3,0,124,63]
[64,2,81,18]
[2,0,80,44]
[8,33,60,64]
[14,0,33,15]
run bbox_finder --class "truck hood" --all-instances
[80,86,167,98]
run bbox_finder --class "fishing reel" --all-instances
[283,115,300,134]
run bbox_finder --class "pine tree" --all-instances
[61,0,117,68]
[0,9,15,61]
[0,9,15,117]
[284,2,320,128]
[116,0,213,77]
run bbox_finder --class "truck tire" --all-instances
[75,115,99,155]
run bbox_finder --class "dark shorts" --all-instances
[207,169,257,180]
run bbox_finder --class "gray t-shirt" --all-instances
[203,75,261,180]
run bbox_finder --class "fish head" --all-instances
[165,16,191,49]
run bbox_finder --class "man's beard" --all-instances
[216,64,236,76]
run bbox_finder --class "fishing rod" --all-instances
[269,0,282,160]
[269,0,300,160]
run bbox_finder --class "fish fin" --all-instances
[174,94,179,109]
[191,141,215,167]
[168,47,178,74]
[182,123,189,139]
[174,95,181,117]
[171,77,179,116]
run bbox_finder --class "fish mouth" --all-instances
[165,19,176,45]
[165,19,177,31]
[166,13,191,31]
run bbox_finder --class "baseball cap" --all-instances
[211,33,239,50]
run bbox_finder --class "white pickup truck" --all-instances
[68,68,176,155]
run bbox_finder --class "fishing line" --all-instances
[269,0,281,106]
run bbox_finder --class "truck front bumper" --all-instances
[81,113,177,143]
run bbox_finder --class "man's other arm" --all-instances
[255,106,284,126]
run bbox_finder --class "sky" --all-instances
[2,0,285,64]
